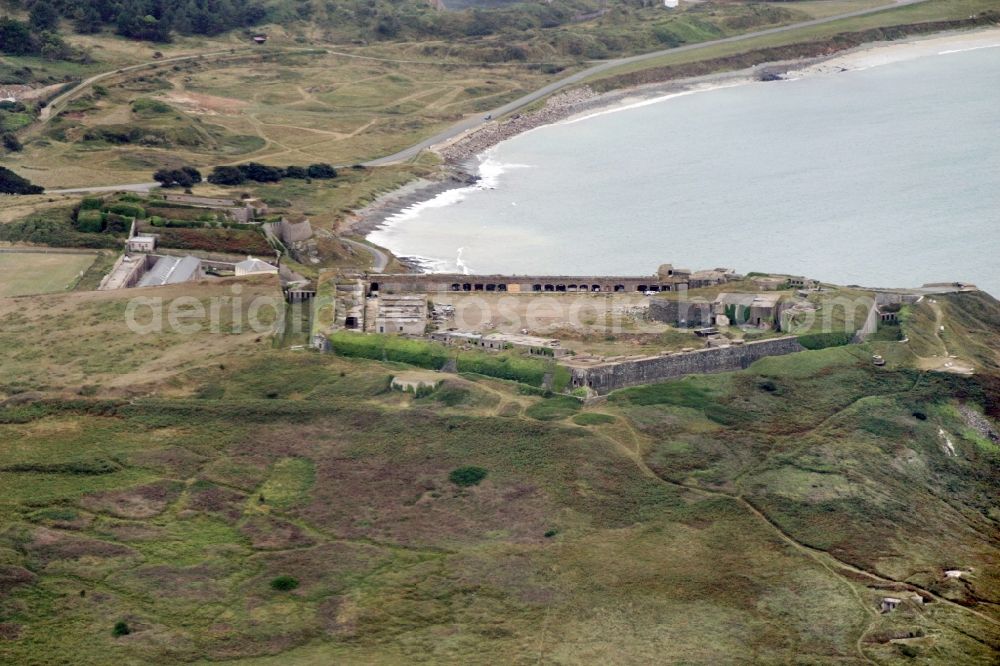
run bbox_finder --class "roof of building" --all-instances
[235,256,278,274]
[482,333,561,348]
[137,255,201,287]
[714,292,783,308]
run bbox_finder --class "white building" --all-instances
[235,256,278,277]
[126,235,156,253]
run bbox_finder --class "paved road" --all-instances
[46,182,159,195]
[364,0,927,166]
[342,238,390,272]
[35,0,926,190]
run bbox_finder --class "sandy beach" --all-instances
[351,26,1000,258]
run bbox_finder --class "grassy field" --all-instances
[0,277,281,393]
[587,0,1000,85]
[8,47,563,189]
[0,286,997,663]
[0,252,97,297]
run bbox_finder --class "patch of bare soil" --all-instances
[160,91,248,115]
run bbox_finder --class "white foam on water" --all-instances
[939,43,1000,55]
[561,82,749,125]
[367,155,531,269]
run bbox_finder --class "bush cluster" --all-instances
[0,166,43,195]
[797,332,853,350]
[153,166,203,188]
[449,466,487,487]
[207,162,337,186]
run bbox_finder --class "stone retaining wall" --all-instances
[567,336,805,394]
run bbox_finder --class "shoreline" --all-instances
[350,26,1000,271]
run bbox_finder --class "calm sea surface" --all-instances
[369,46,1000,295]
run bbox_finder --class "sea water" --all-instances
[368,45,1000,295]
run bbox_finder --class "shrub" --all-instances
[0,166,43,194]
[208,165,246,185]
[0,214,120,249]
[238,162,284,183]
[270,575,299,591]
[456,352,550,387]
[797,331,852,350]
[327,332,450,369]
[80,196,103,210]
[154,166,202,188]
[104,213,131,234]
[105,202,145,219]
[2,131,22,152]
[132,98,172,114]
[306,163,337,179]
[112,621,130,637]
[75,209,104,233]
[449,466,487,487]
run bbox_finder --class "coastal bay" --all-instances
[367,29,1000,295]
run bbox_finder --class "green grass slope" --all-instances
[0,291,998,663]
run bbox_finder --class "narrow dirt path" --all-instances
[594,411,1000,660]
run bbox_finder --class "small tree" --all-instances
[306,163,337,179]
[112,621,130,637]
[2,132,22,152]
[29,2,60,32]
[270,575,299,591]
[154,166,202,188]
[207,165,246,186]
[0,166,43,194]
[449,466,487,487]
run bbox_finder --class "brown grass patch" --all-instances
[129,446,206,477]
[0,565,35,593]
[24,526,136,566]
[299,455,554,547]
[80,480,183,519]
[184,482,246,524]
[0,622,22,640]
[239,515,314,550]
[122,563,227,603]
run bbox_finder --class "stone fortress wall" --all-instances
[566,336,805,394]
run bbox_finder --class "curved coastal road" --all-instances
[34,0,929,190]
[364,0,928,165]
[342,238,390,272]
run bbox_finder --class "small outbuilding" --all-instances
[127,234,156,253]
[235,256,278,277]
[880,597,902,613]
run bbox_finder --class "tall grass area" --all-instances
[1,292,999,663]
[326,332,570,390]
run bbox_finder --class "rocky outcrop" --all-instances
[439,87,598,162]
